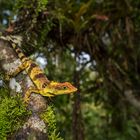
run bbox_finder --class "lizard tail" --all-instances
[11,43,28,62]
[0,35,28,63]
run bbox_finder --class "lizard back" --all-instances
[10,41,51,89]
[26,61,50,89]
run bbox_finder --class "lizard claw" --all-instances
[23,97,30,104]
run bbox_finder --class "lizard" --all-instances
[0,35,77,103]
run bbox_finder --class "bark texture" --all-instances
[0,38,48,140]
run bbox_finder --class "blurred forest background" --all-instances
[0,0,140,140]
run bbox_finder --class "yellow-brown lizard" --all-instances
[1,35,77,103]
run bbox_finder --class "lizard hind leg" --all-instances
[6,61,29,80]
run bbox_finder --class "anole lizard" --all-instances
[0,35,77,103]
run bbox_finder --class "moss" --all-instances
[40,106,63,140]
[15,0,48,15]
[0,89,30,140]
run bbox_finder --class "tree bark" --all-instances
[0,37,48,140]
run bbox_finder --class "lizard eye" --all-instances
[62,86,68,90]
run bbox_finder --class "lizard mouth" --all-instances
[73,87,78,92]
[48,92,56,96]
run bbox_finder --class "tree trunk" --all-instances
[72,70,85,140]
[0,37,48,140]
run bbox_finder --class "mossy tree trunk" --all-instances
[0,37,48,140]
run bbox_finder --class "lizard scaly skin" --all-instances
[1,35,77,103]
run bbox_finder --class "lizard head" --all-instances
[43,81,77,96]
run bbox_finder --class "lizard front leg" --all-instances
[24,86,39,103]
[24,87,55,103]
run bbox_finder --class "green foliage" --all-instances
[15,0,48,12]
[0,90,30,140]
[40,106,63,140]
[13,0,49,53]
[0,87,10,99]
[37,0,48,13]
[36,19,53,50]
